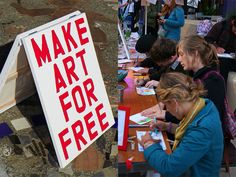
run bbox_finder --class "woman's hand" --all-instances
[216,47,225,54]
[150,120,168,131]
[145,80,159,88]
[141,104,166,119]
[157,18,165,25]
[134,78,145,86]
[138,132,154,149]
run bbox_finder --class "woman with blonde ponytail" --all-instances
[177,35,225,122]
[139,72,223,177]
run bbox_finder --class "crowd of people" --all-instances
[119,0,236,176]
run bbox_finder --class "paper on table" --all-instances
[118,59,133,64]
[128,67,144,72]
[217,53,234,59]
[136,131,166,152]
[118,54,127,59]
[136,87,156,95]
[130,113,152,125]
[130,32,139,39]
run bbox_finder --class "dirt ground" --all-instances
[0,0,118,176]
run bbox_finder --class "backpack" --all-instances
[201,70,236,139]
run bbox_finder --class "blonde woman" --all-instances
[139,72,223,177]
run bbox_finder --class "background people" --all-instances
[205,15,236,82]
[157,0,185,41]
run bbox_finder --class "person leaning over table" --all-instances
[141,35,225,128]
[134,34,161,74]
[138,72,224,177]
[205,15,236,55]
[205,15,236,82]
[134,37,186,88]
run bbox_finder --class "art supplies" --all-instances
[136,87,156,95]
[130,113,152,125]
[136,131,166,152]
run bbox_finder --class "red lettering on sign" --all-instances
[83,78,98,106]
[58,128,71,160]
[72,85,86,113]
[84,112,98,141]
[96,103,109,131]
[52,30,65,59]
[61,22,78,52]
[59,91,72,122]
[63,56,79,85]
[54,63,67,93]
[31,35,51,67]
[72,119,87,151]
[75,17,89,45]
[76,49,88,76]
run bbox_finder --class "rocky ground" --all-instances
[0,0,118,176]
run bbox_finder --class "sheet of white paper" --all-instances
[136,87,156,95]
[118,54,127,59]
[130,113,152,125]
[118,110,126,146]
[147,0,157,4]
[118,59,133,64]
[136,131,166,151]
[11,117,31,131]
[130,32,139,39]
[217,53,234,59]
[128,67,144,72]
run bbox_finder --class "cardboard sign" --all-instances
[141,0,150,6]
[22,12,114,168]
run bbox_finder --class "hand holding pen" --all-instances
[150,119,169,132]
[149,118,159,134]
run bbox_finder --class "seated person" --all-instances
[134,38,186,88]
[139,72,223,177]
[134,34,160,74]
[205,15,236,54]
[205,15,236,81]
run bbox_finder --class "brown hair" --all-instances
[176,35,219,68]
[157,72,206,102]
[161,0,176,16]
[150,38,177,64]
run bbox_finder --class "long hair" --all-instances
[161,0,176,16]
[176,35,219,68]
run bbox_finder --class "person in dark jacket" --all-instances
[134,34,160,74]
[134,37,185,88]
[205,15,236,54]
[205,15,236,82]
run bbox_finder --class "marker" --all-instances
[129,124,149,128]
[154,118,159,134]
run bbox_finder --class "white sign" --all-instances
[22,12,114,168]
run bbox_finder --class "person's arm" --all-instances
[165,7,184,28]
[144,125,212,177]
